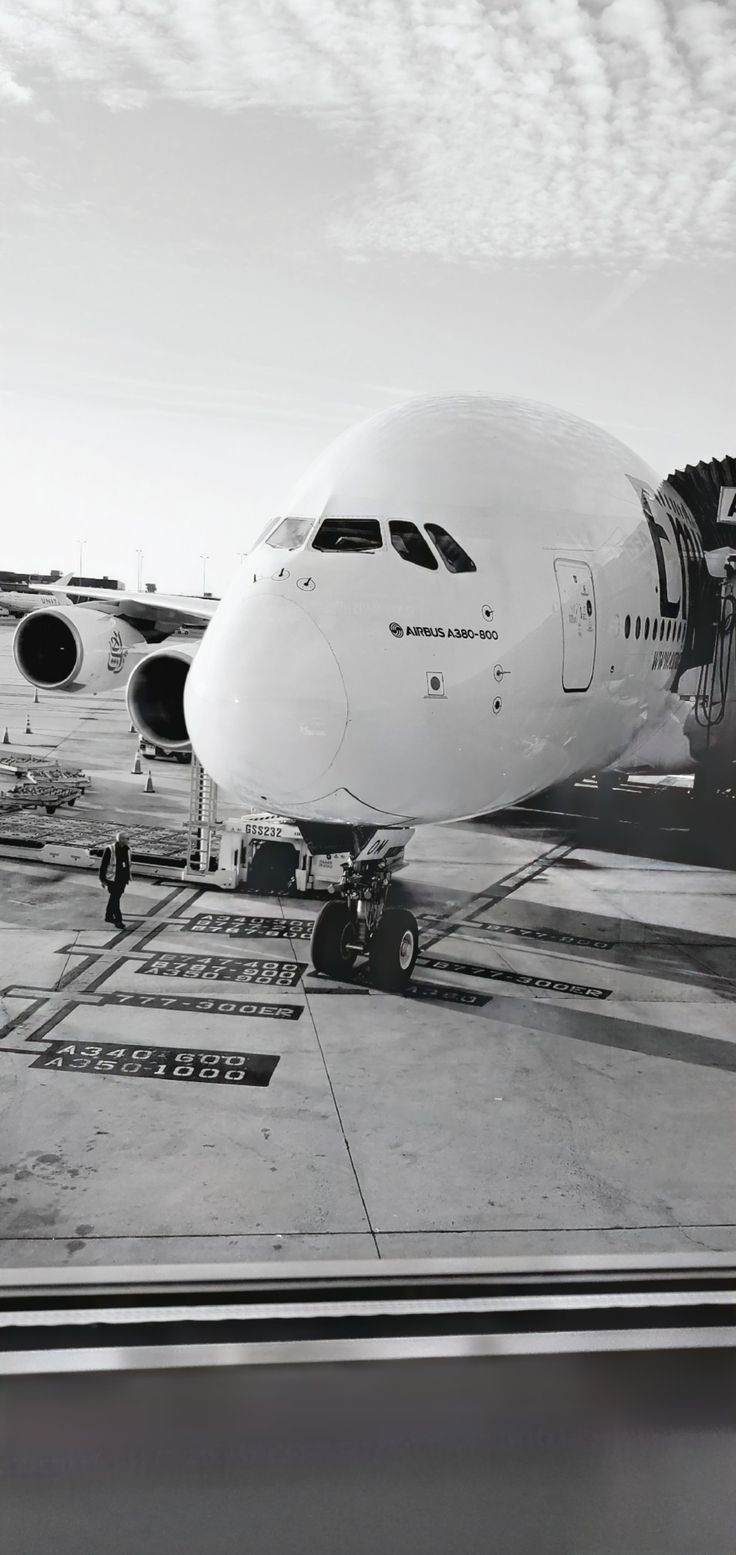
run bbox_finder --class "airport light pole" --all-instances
[136,550,143,591]
[200,554,209,596]
[77,539,86,576]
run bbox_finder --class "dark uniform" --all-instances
[100,837,131,928]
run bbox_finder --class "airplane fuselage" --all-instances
[0,592,67,617]
[184,396,705,826]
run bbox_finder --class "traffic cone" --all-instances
[34,688,39,704]
[25,714,32,734]
[144,770,155,793]
[129,721,135,733]
[1,727,8,744]
[131,751,142,775]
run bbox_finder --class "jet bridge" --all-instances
[680,561,736,798]
[668,455,736,801]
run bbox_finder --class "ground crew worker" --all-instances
[100,830,131,928]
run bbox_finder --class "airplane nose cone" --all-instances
[184,593,348,805]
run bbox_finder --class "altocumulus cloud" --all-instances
[1,0,735,265]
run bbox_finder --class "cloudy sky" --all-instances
[1,0,735,594]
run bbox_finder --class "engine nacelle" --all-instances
[13,608,146,692]
[126,643,198,750]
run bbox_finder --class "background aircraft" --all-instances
[0,573,74,617]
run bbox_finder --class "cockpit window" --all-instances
[312,518,382,553]
[389,520,438,570]
[265,517,312,550]
[425,524,477,573]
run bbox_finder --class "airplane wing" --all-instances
[28,583,219,630]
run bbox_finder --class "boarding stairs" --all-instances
[183,756,219,877]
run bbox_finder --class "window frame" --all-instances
[388,520,439,571]
[310,516,384,554]
[423,523,477,574]
[264,517,314,552]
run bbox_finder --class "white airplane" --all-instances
[0,574,74,617]
[11,395,727,990]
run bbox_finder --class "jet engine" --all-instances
[13,608,146,692]
[126,643,197,750]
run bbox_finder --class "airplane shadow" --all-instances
[493,780,736,870]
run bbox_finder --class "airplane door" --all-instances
[554,559,596,692]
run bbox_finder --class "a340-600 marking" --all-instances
[31,1040,280,1087]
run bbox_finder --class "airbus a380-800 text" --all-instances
[12,396,727,991]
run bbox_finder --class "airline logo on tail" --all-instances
[52,572,75,605]
[32,572,75,607]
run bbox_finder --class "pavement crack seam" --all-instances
[54,929,80,991]
[300,948,381,1260]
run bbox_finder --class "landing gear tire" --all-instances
[311,900,357,980]
[368,907,419,992]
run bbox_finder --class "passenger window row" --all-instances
[624,615,686,643]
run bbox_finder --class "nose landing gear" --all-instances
[310,856,419,992]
